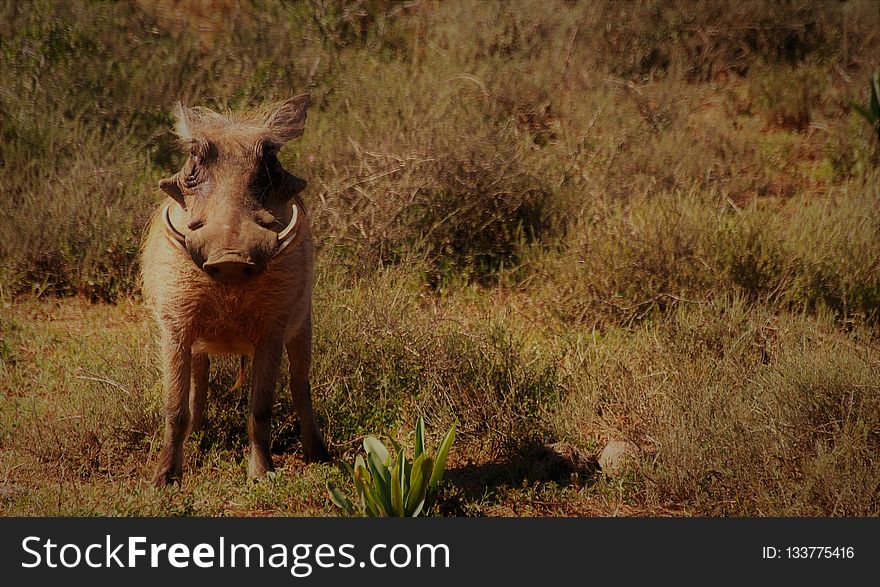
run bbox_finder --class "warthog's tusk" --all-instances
[162,204,188,253]
[275,203,300,255]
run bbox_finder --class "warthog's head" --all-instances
[159,95,310,284]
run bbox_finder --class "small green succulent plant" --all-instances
[326,417,456,517]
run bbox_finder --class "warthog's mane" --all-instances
[172,97,308,148]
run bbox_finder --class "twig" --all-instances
[444,74,490,97]
[75,372,133,397]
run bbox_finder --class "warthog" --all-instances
[141,95,331,486]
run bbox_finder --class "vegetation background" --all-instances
[1,0,879,516]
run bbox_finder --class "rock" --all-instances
[598,440,639,476]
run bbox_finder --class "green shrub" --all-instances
[326,416,456,516]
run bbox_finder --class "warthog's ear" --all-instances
[265,94,310,144]
[159,174,186,208]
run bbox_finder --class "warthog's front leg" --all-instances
[287,321,331,463]
[153,333,192,487]
[248,340,283,479]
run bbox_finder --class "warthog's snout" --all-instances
[202,254,262,284]
[162,202,302,286]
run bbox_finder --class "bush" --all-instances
[312,265,560,455]
[529,182,880,327]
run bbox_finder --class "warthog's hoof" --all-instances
[151,469,182,488]
[303,441,332,464]
[248,449,275,480]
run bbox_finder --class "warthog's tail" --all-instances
[229,355,248,392]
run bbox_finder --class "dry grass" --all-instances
[1,0,879,516]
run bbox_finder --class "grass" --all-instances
[1,0,879,516]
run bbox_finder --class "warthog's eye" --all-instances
[183,140,213,189]
[184,157,202,189]
[263,143,283,174]
[188,139,213,160]
[183,163,201,189]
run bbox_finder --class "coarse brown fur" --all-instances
[141,96,330,487]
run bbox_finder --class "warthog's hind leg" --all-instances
[287,323,331,463]
[248,342,283,479]
[153,334,192,487]
[188,353,210,436]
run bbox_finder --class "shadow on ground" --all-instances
[436,441,600,516]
